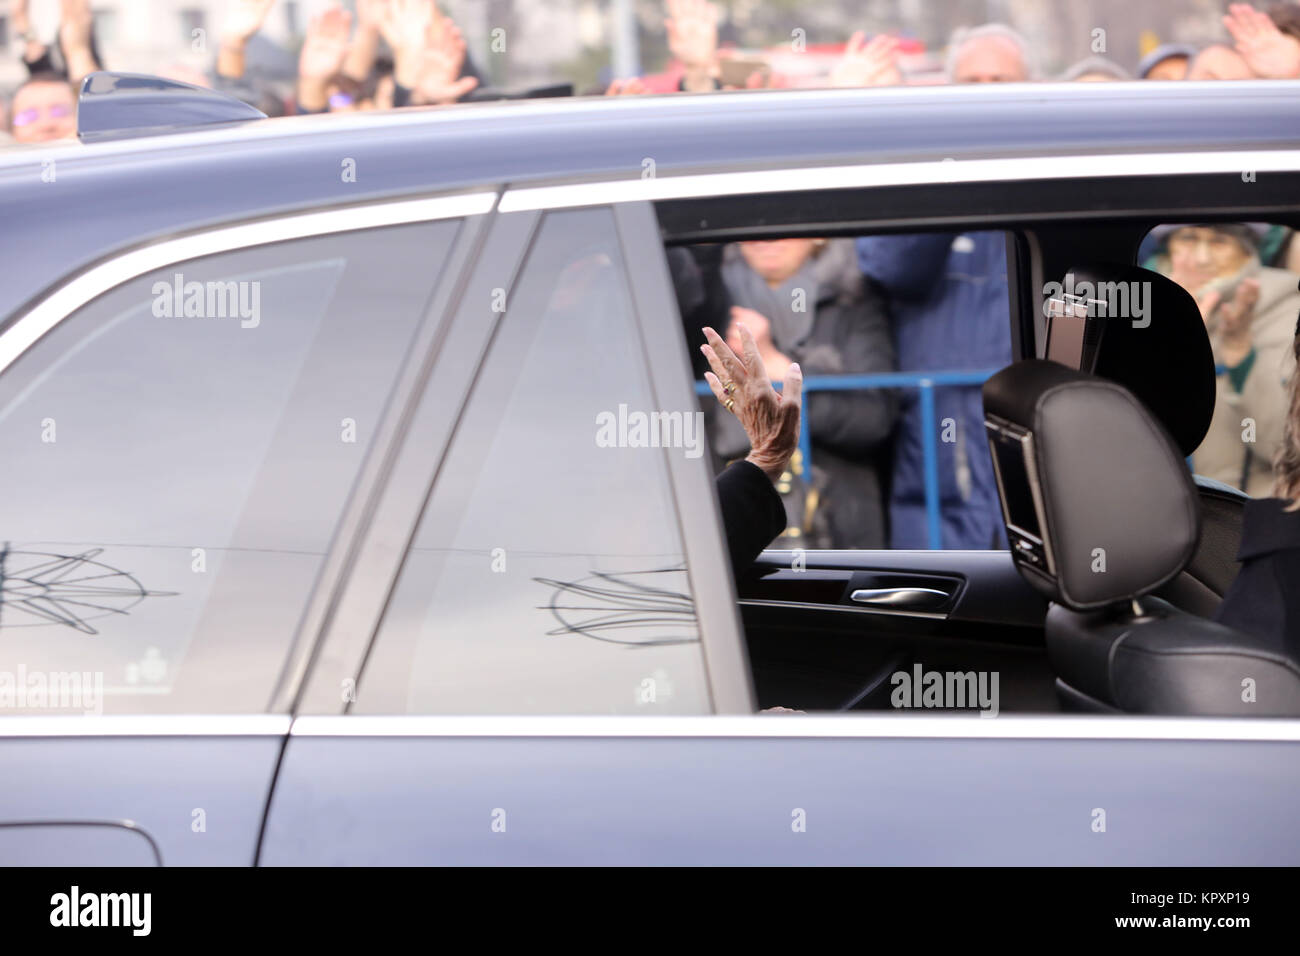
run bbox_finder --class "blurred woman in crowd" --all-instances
[1157,223,1300,495]
[1216,315,1300,656]
[706,237,897,549]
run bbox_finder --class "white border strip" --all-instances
[0,191,497,378]
[0,715,291,737]
[499,150,1300,212]
[289,714,1300,742]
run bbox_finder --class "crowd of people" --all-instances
[4,0,1299,550]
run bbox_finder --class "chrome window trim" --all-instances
[0,715,291,737]
[289,714,1300,742]
[0,191,498,377]
[498,149,1300,212]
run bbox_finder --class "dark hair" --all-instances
[1269,3,1300,41]
[8,71,75,133]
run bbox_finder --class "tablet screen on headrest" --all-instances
[989,427,1040,541]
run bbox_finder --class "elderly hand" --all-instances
[701,323,802,483]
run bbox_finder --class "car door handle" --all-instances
[850,587,951,609]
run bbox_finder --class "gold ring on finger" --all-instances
[724,398,736,412]
[722,381,735,395]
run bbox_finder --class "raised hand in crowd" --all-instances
[219,0,277,81]
[666,0,720,91]
[828,30,903,87]
[58,0,101,84]
[10,0,48,71]
[1223,2,1300,78]
[727,306,793,383]
[381,0,477,106]
[1198,278,1262,367]
[298,5,353,113]
[344,0,390,83]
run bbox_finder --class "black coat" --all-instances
[716,460,786,576]
[1215,497,1300,660]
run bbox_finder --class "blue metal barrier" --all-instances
[695,368,1000,549]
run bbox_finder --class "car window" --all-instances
[1139,221,1299,496]
[0,220,458,714]
[671,231,1015,552]
[355,208,712,715]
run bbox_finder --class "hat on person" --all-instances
[1135,43,1198,78]
[1149,222,1271,254]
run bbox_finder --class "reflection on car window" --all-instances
[0,221,456,714]
[358,209,711,715]
[1143,222,1300,495]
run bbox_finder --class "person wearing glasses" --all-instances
[8,73,77,144]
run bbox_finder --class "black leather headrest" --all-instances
[1059,263,1215,457]
[983,360,1201,611]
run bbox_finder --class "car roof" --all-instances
[1,81,1298,318]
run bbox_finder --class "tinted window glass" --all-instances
[357,209,710,715]
[0,220,457,714]
[673,232,1014,552]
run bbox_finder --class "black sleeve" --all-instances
[716,460,786,576]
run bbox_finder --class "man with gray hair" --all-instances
[946,23,1033,82]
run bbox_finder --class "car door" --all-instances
[256,199,1300,866]
[0,197,475,865]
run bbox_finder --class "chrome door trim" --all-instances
[498,150,1300,212]
[288,714,1300,741]
[0,715,291,736]
[0,191,498,377]
[268,209,496,715]
[292,209,544,715]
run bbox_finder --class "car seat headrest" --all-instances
[983,360,1201,611]
[1056,262,1215,457]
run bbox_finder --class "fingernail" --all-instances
[790,363,801,373]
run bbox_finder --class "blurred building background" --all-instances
[0,0,1240,94]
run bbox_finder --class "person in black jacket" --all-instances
[1216,315,1300,658]
[700,323,802,576]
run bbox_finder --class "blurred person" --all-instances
[851,24,1022,549]
[1187,43,1258,80]
[378,0,479,106]
[1136,43,1197,80]
[666,0,721,91]
[344,0,390,85]
[1224,2,1300,78]
[946,23,1033,83]
[1059,56,1131,81]
[1158,223,1300,495]
[214,0,289,115]
[707,238,897,549]
[297,5,353,113]
[829,31,904,87]
[8,73,77,144]
[1215,316,1300,657]
[10,0,102,85]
